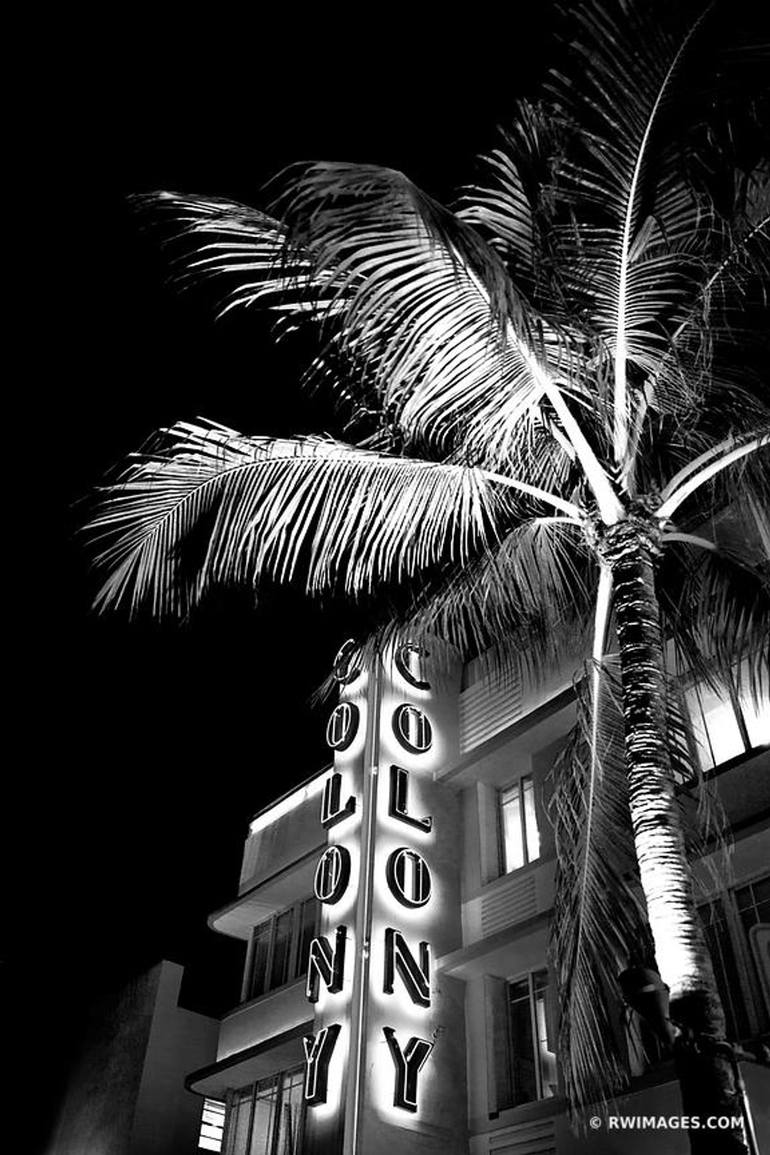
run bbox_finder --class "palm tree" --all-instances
[88,2,768,1150]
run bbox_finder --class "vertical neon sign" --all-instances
[303,639,455,1150]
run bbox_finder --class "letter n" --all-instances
[383,928,431,1007]
[306,925,347,1003]
[383,1026,434,1112]
[303,1024,341,1105]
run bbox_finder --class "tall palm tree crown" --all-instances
[89,2,768,1150]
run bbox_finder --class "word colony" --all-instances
[302,644,436,1115]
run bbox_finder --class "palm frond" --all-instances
[665,674,733,899]
[659,534,770,701]
[133,169,584,476]
[455,101,558,286]
[626,178,770,459]
[384,516,593,676]
[130,191,327,316]
[87,420,504,617]
[274,162,583,470]
[547,0,717,467]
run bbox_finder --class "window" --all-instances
[199,1099,226,1152]
[734,875,770,1034]
[699,898,751,1040]
[699,874,770,1041]
[507,971,557,1107]
[224,1068,305,1155]
[500,776,540,873]
[683,662,769,774]
[246,899,317,1001]
[735,875,770,937]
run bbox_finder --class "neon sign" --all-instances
[321,772,356,829]
[325,702,360,750]
[385,848,432,908]
[382,1029,434,1112]
[303,1025,342,1105]
[313,845,351,904]
[306,926,347,1003]
[389,765,432,832]
[383,929,431,1007]
[302,642,438,1118]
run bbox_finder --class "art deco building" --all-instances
[186,641,770,1155]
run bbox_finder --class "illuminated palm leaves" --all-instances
[547,1,720,462]
[90,420,503,616]
[139,164,574,472]
[389,517,590,666]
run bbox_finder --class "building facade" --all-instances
[187,643,770,1155]
[50,960,219,1155]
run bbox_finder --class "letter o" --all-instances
[395,642,430,690]
[392,705,433,754]
[314,845,352,904]
[332,639,361,686]
[326,702,360,751]
[386,847,432,908]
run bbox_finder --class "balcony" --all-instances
[239,771,328,895]
[217,977,310,1062]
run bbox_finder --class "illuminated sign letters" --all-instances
[303,1025,342,1105]
[392,704,433,754]
[383,928,431,1007]
[332,639,361,685]
[314,845,351,904]
[395,643,430,691]
[386,847,432,908]
[321,772,356,829]
[382,1028,434,1112]
[326,702,360,750]
[306,925,347,1003]
[389,765,432,833]
[303,647,442,1116]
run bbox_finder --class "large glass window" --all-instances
[500,776,540,873]
[507,970,557,1107]
[247,899,317,1002]
[683,661,769,774]
[224,1068,305,1155]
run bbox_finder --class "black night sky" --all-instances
[13,9,555,1151]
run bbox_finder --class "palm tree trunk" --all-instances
[602,514,750,1155]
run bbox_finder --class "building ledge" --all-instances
[209,846,323,940]
[186,1020,312,1099]
[436,687,575,789]
[437,911,549,980]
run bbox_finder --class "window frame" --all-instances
[498,774,541,876]
[676,658,769,780]
[504,967,556,1108]
[698,872,770,1042]
[222,1066,306,1155]
[198,1097,226,1152]
[244,897,318,1003]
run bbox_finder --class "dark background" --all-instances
[11,9,553,1151]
